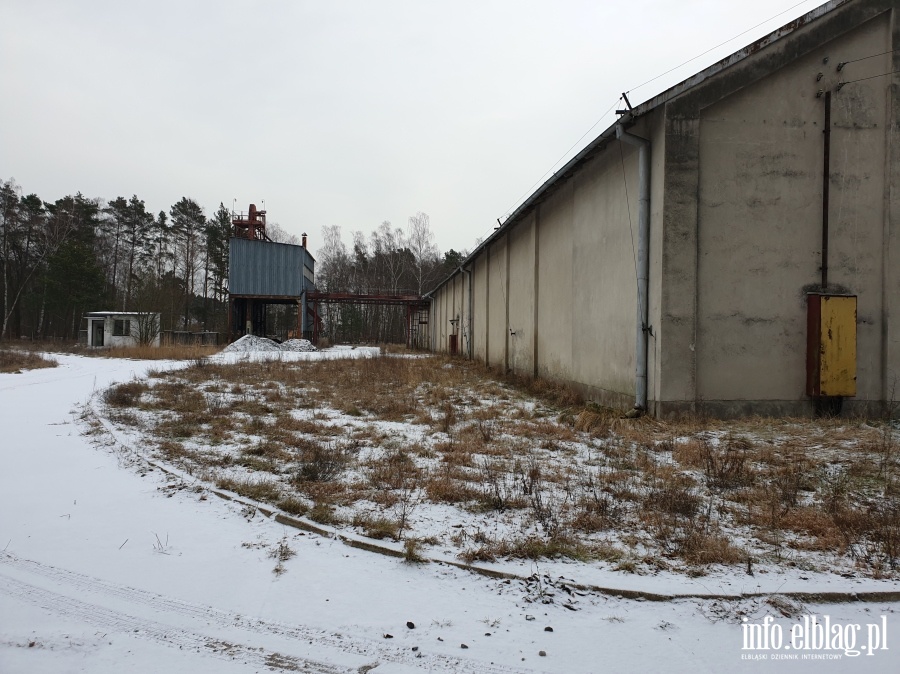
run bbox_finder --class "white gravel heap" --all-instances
[222,335,286,353]
[280,339,317,352]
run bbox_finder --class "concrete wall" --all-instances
[430,0,898,418]
[507,212,535,375]
[431,115,660,409]
[431,266,470,356]
[657,0,898,416]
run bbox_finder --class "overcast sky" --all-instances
[2,0,827,256]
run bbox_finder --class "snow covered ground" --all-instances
[1,353,898,672]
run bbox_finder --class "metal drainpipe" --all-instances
[423,292,434,351]
[459,265,473,359]
[616,124,651,413]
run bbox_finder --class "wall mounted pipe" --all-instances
[821,90,831,290]
[459,265,474,359]
[616,124,651,412]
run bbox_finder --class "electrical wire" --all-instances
[838,48,900,66]
[490,0,822,238]
[627,0,818,95]
[839,69,900,86]
[497,96,623,223]
[481,0,831,255]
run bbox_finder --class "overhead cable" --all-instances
[628,0,817,95]
[493,96,622,229]
[838,69,900,88]
[837,48,900,70]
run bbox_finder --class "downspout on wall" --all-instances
[422,291,435,351]
[459,265,473,358]
[616,124,651,413]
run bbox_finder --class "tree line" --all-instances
[305,213,464,345]
[1,177,465,345]
[0,177,233,341]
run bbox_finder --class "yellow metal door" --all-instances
[818,295,856,397]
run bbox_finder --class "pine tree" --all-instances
[169,197,205,330]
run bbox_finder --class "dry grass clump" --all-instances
[104,380,149,407]
[308,502,342,525]
[679,530,744,565]
[352,513,401,540]
[277,495,309,516]
[366,449,421,490]
[243,439,292,462]
[157,440,188,462]
[216,476,282,502]
[424,475,480,503]
[293,438,354,483]
[0,348,57,373]
[403,537,428,563]
[459,534,591,563]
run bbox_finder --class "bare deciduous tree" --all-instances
[408,211,439,295]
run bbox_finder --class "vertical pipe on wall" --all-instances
[485,247,490,363]
[504,232,511,373]
[616,124,651,412]
[533,206,540,379]
[459,265,473,359]
[822,90,831,290]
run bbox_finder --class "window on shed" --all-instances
[113,319,131,336]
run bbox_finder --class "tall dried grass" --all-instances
[0,348,57,373]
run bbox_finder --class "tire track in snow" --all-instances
[0,552,536,674]
[0,573,352,673]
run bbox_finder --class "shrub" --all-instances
[104,380,149,407]
[294,439,352,483]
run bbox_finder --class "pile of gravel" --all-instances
[222,335,285,354]
[280,339,317,352]
[222,334,318,354]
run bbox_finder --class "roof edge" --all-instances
[427,0,853,296]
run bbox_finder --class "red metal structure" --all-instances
[232,203,271,241]
[306,291,430,349]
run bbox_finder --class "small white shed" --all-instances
[85,311,161,347]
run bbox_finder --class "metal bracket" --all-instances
[616,92,635,116]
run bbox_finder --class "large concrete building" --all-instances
[428,0,900,417]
